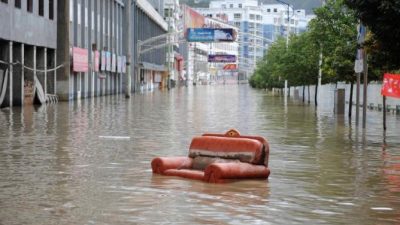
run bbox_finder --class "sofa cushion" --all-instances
[189,136,264,164]
[192,156,239,170]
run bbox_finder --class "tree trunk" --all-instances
[308,85,310,104]
[315,82,318,106]
[349,81,354,118]
[302,85,305,102]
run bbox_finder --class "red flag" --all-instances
[381,73,400,98]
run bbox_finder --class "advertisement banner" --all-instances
[208,54,237,63]
[93,51,100,72]
[183,5,205,29]
[223,64,237,70]
[101,51,106,71]
[111,53,116,72]
[106,52,111,71]
[122,56,126,73]
[72,47,88,72]
[117,56,122,73]
[381,73,400,98]
[187,28,236,42]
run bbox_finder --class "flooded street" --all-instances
[1,84,400,225]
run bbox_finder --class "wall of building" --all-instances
[0,0,57,48]
[0,0,57,108]
[133,0,168,92]
[55,0,125,101]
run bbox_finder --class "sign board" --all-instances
[101,51,106,71]
[93,51,100,72]
[106,52,112,71]
[187,28,236,42]
[208,54,236,63]
[354,49,363,73]
[111,53,116,72]
[122,56,126,73]
[117,56,122,73]
[381,73,400,98]
[72,47,88,72]
[223,64,237,70]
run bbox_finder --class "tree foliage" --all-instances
[251,0,358,89]
[345,0,400,72]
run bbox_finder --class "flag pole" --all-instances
[383,96,387,131]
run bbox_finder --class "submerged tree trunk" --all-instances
[302,86,305,102]
[308,85,310,104]
[349,81,354,118]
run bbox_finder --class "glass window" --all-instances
[15,0,21,8]
[273,8,277,12]
[49,0,54,20]
[0,0,8,3]
[234,13,241,19]
[27,0,33,12]
[238,4,242,8]
[229,4,233,8]
[267,9,271,12]
[39,0,44,16]
[249,14,255,20]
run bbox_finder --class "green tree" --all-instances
[345,0,400,72]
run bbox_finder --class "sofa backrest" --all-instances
[189,136,265,165]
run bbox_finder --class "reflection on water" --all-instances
[0,85,400,225]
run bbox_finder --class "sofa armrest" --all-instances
[151,157,193,174]
[204,162,270,183]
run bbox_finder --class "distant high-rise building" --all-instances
[196,0,314,77]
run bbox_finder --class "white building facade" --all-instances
[196,0,314,78]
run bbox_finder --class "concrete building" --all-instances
[204,17,239,83]
[1,0,171,106]
[57,0,169,100]
[163,0,182,87]
[56,0,126,101]
[0,0,58,107]
[196,0,314,78]
[133,0,168,92]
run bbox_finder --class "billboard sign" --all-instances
[101,51,106,71]
[106,52,111,71]
[111,53,116,72]
[381,73,400,98]
[223,64,238,70]
[208,54,237,63]
[187,28,236,42]
[93,51,100,72]
[183,5,205,29]
[72,47,88,72]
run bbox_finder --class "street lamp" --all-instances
[274,0,291,48]
[274,0,292,97]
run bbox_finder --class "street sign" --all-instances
[186,28,236,42]
[354,49,363,73]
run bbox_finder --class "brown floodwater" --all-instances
[0,85,399,225]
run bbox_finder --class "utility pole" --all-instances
[123,0,132,98]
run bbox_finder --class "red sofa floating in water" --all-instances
[151,129,270,183]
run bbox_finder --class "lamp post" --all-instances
[275,0,291,97]
[275,0,291,48]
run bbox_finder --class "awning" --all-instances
[140,62,166,72]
